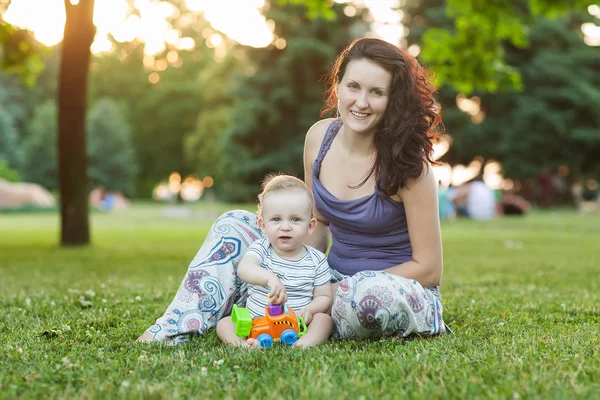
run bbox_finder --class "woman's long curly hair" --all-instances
[321,38,442,196]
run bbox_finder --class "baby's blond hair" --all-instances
[257,173,314,217]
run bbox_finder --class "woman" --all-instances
[138,38,448,343]
[303,38,446,338]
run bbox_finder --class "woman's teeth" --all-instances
[351,111,368,118]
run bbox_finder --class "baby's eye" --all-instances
[272,217,280,222]
[291,217,300,222]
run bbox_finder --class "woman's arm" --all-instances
[303,119,333,253]
[384,164,443,287]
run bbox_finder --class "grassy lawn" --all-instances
[1,203,598,399]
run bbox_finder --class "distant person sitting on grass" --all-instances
[215,174,333,349]
[451,175,497,220]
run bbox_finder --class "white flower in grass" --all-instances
[25,298,31,307]
[200,367,208,376]
[213,359,224,366]
[121,380,131,388]
[135,295,142,301]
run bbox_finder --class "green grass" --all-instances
[1,203,599,399]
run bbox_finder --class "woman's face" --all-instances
[337,58,392,137]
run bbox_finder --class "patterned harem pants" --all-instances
[144,210,448,343]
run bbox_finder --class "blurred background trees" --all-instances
[0,0,598,215]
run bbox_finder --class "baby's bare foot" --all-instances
[246,338,262,349]
[292,337,314,349]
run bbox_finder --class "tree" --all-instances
[20,101,58,190]
[476,16,600,181]
[0,0,334,247]
[0,106,20,169]
[419,0,592,93]
[57,0,96,246]
[87,98,138,197]
[183,53,242,189]
[221,2,367,201]
[0,17,43,86]
[406,2,600,183]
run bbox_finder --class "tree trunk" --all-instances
[58,0,95,246]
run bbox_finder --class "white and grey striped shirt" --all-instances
[244,237,331,317]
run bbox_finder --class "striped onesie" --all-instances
[244,237,331,317]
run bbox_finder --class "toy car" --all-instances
[231,303,307,348]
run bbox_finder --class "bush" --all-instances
[0,159,21,182]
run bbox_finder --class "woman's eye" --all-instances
[348,83,358,89]
[371,89,382,96]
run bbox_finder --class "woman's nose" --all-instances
[355,91,369,109]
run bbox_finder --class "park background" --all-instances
[1,0,599,398]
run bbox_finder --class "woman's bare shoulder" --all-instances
[305,118,336,146]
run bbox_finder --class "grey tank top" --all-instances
[312,119,413,276]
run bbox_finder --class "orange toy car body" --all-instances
[231,303,307,348]
[249,304,300,339]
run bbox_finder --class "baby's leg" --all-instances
[216,317,261,349]
[293,313,333,349]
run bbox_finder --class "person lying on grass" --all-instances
[216,174,333,349]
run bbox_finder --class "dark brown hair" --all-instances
[321,38,442,195]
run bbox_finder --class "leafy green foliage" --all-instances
[89,37,209,196]
[407,2,600,181]
[0,105,20,168]
[19,101,57,190]
[0,20,44,86]
[276,0,336,20]
[0,158,20,181]
[86,98,139,197]
[19,99,140,194]
[0,73,29,134]
[222,3,365,201]
[420,0,592,93]
[183,55,242,186]
[483,17,600,179]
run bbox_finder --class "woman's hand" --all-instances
[267,275,287,305]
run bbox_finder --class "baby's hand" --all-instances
[297,308,313,325]
[267,275,287,305]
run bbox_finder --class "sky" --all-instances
[2,0,404,55]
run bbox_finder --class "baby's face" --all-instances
[259,189,315,258]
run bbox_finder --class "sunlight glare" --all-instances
[5,0,408,53]
[581,22,600,46]
[185,0,272,47]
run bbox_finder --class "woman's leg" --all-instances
[139,210,263,343]
[331,271,446,339]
